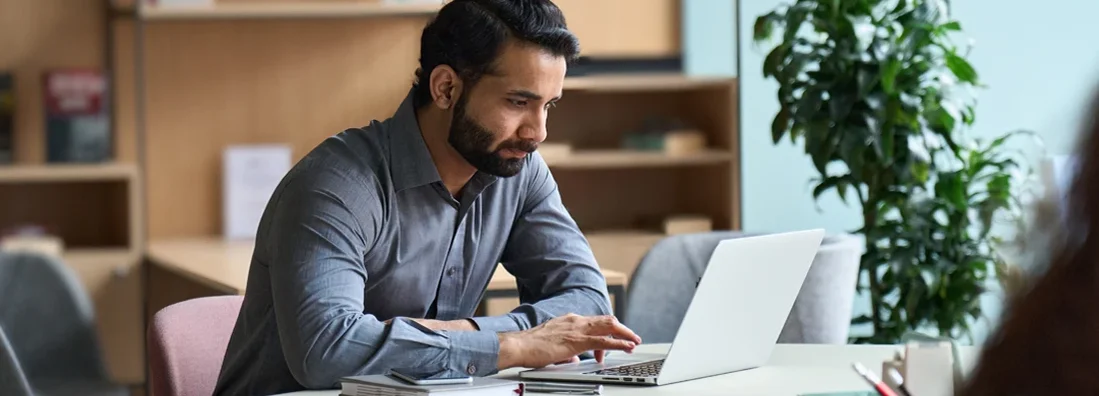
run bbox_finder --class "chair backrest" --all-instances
[0,324,33,396]
[622,231,756,343]
[623,231,862,345]
[0,251,109,384]
[147,296,243,396]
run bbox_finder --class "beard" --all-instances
[447,94,537,177]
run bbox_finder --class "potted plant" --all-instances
[754,0,1034,344]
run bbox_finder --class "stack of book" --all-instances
[339,374,521,396]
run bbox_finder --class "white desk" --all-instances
[276,343,979,396]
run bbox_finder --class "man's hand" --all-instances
[384,318,479,332]
[496,314,641,370]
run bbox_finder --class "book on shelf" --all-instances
[0,72,12,164]
[340,374,521,396]
[43,69,111,163]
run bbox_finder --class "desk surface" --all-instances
[147,237,629,295]
[276,343,979,396]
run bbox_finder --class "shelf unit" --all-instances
[544,149,732,169]
[133,1,444,20]
[0,163,138,183]
[563,73,734,92]
[0,162,144,386]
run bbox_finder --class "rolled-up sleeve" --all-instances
[267,165,500,389]
[470,154,613,333]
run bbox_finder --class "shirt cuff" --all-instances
[446,330,501,377]
[469,314,524,333]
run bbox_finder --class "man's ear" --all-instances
[429,65,463,110]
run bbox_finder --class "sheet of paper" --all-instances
[222,144,292,240]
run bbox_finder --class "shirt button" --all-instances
[447,267,457,276]
[466,364,477,375]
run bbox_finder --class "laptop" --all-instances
[519,229,825,386]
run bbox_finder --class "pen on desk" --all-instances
[852,362,898,396]
[885,366,912,396]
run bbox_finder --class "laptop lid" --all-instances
[656,229,825,385]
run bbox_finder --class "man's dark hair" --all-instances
[412,0,581,109]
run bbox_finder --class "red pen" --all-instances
[852,362,898,396]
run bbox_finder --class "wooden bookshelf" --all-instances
[134,1,444,20]
[544,149,732,169]
[563,74,734,92]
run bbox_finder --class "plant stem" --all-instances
[863,194,884,340]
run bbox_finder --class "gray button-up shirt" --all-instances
[213,91,612,396]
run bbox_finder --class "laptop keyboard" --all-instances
[584,359,664,377]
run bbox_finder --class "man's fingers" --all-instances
[583,336,636,353]
[585,316,643,344]
[594,349,606,363]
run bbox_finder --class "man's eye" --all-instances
[508,99,527,107]
[545,101,557,110]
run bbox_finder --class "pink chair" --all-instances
[147,296,243,396]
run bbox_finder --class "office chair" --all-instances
[0,251,129,396]
[147,295,243,396]
[622,231,861,345]
[0,324,33,396]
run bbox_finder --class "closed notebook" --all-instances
[340,374,521,396]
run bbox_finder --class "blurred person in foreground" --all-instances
[959,88,1099,395]
[213,1,640,395]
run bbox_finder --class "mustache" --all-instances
[498,140,539,153]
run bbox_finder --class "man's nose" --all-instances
[519,110,548,143]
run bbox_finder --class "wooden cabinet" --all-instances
[556,0,682,58]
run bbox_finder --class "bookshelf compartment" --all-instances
[547,86,737,152]
[555,165,735,233]
[0,181,132,249]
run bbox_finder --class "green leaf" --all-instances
[813,177,841,200]
[945,52,979,84]
[771,106,792,144]
[840,132,868,178]
[784,6,811,43]
[830,92,858,122]
[852,315,874,325]
[881,57,901,94]
[762,43,789,78]
[911,160,930,184]
[837,180,851,203]
[753,12,779,42]
[935,172,967,210]
[796,88,825,121]
[881,127,895,163]
[928,106,956,135]
[939,21,962,32]
[812,125,840,173]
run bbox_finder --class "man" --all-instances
[212,1,642,395]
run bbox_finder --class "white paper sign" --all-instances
[223,144,292,240]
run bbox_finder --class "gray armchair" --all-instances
[0,324,33,396]
[0,251,129,396]
[621,231,861,345]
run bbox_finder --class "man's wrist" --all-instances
[497,332,521,370]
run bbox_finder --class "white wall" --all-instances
[736,0,1099,342]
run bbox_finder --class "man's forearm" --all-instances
[471,285,612,333]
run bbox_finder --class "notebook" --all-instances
[339,374,521,396]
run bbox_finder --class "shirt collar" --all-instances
[388,89,443,191]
